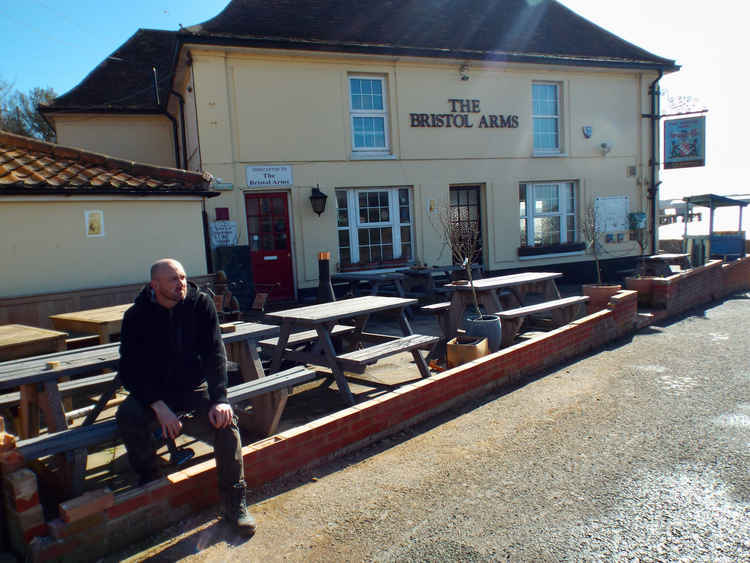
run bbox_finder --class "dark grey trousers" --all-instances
[116,385,244,489]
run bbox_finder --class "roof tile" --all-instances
[0,130,215,196]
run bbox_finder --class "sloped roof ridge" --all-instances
[0,130,213,192]
[182,0,676,68]
[43,28,179,112]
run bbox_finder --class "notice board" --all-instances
[595,196,629,233]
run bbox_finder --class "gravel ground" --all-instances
[115,293,750,562]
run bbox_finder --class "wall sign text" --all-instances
[410,99,519,129]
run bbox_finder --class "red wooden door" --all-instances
[245,192,294,301]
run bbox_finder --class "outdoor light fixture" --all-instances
[459,63,470,81]
[600,142,612,156]
[310,185,328,216]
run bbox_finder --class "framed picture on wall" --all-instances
[85,210,105,238]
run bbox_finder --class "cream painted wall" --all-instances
[56,46,662,292]
[51,114,177,167]
[0,198,207,298]
[182,49,662,290]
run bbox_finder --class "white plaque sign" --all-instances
[246,165,293,187]
[595,196,629,233]
[209,221,238,248]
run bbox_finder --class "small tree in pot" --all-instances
[434,202,502,352]
[579,201,621,313]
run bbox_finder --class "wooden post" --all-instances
[317,251,335,303]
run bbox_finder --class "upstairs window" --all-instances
[336,187,412,268]
[349,76,389,153]
[532,82,561,153]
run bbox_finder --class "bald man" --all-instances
[116,259,254,535]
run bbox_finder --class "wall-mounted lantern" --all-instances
[310,185,328,216]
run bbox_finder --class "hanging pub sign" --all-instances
[664,116,706,169]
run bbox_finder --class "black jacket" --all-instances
[119,281,228,408]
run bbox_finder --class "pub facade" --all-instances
[42,0,678,301]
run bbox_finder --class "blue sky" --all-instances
[1,0,745,234]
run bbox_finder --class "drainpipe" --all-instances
[164,110,182,169]
[647,69,663,254]
[170,89,189,170]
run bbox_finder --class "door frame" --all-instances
[448,183,486,266]
[243,188,297,302]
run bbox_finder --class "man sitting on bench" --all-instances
[116,258,255,536]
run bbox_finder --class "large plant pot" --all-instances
[582,283,622,314]
[624,276,653,306]
[446,335,489,368]
[464,314,502,352]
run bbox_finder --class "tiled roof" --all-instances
[42,29,178,113]
[184,0,677,69]
[44,1,676,114]
[0,130,216,197]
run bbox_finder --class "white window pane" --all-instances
[534,216,561,245]
[353,116,386,149]
[534,184,559,213]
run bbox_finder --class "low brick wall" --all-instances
[625,257,750,317]
[2,259,746,561]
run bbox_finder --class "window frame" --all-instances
[519,181,580,253]
[348,75,390,155]
[532,81,562,155]
[336,186,413,269]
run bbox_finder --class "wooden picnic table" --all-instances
[443,272,562,337]
[264,296,432,405]
[397,264,483,298]
[0,324,67,362]
[331,271,408,297]
[50,303,132,344]
[0,322,282,439]
[641,253,691,277]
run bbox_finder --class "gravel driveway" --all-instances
[116,293,750,562]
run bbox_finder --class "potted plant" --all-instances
[435,201,502,352]
[579,202,621,313]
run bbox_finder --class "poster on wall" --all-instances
[664,116,706,169]
[210,220,238,248]
[594,196,629,233]
[85,210,105,238]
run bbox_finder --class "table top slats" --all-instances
[446,272,562,291]
[0,321,279,389]
[264,296,416,324]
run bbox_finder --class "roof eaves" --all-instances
[180,32,679,71]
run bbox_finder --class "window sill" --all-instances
[532,151,568,158]
[518,242,586,260]
[350,152,397,160]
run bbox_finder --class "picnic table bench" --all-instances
[14,365,319,496]
[265,296,437,405]
[640,253,691,277]
[0,322,282,439]
[495,296,589,347]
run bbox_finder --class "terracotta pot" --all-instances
[446,335,489,368]
[582,283,622,314]
[624,276,653,307]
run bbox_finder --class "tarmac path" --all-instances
[116,293,750,562]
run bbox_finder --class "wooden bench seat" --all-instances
[15,365,318,491]
[336,334,438,379]
[258,324,355,350]
[496,295,589,347]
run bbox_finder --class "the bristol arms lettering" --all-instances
[410,99,519,129]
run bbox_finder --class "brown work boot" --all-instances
[222,481,256,536]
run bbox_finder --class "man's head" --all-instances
[150,259,187,309]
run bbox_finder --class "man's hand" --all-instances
[209,403,234,429]
[150,400,182,440]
